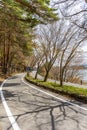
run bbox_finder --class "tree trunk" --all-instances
[59,69,64,86]
[35,71,38,79]
[6,34,11,74]
[44,70,49,82]
[60,76,63,86]
[2,33,7,74]
[35,65,39,79]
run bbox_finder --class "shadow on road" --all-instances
[3,89,86,130]
[8,76,18,80]
[2,90,17,99]
[3,83,20,87]
[0,81,87,130]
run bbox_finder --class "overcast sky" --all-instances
[82,43,87,52]
[52,0,87,64]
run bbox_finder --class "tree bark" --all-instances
[60,74,63,86]
[44,70,49,82]
[59,67,64,86]
[35,64,40,79]
[2,33,7,74]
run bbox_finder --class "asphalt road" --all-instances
[0,73,87,130]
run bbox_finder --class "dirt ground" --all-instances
[0,77,4,84]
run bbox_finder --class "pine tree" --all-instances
[2,0,58,27]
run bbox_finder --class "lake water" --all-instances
[80,69,87,82]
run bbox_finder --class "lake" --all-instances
[80,69,87,82]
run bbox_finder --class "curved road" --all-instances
[0,73,87,130]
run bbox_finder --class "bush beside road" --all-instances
[25,75,87,103]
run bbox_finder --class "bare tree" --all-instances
[62,50,85,83]
[58,25,87,86]
[36,20,73,82]
[53,0,87,31]
[34,45,45,79]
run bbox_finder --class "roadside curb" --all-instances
[25,77,87,104]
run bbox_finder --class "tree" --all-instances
[0,3,33,74]
[36,21,66,81]
[33,44,45,79]
[2,0,58,26]
[0,0,58,75]
[53,0,87,30]
[58,24,87,86]
[61,49,85,84]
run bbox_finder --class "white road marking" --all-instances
[0,79,21,130]
[22,77,87,111]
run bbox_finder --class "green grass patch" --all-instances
[25,75,87,102]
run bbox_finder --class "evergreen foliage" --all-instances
[0,0,58,74]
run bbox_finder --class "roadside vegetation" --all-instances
[0,0,57,77]
[25,75,87,103]
[0,0,87,87]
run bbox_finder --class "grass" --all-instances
[25,75,87,103]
